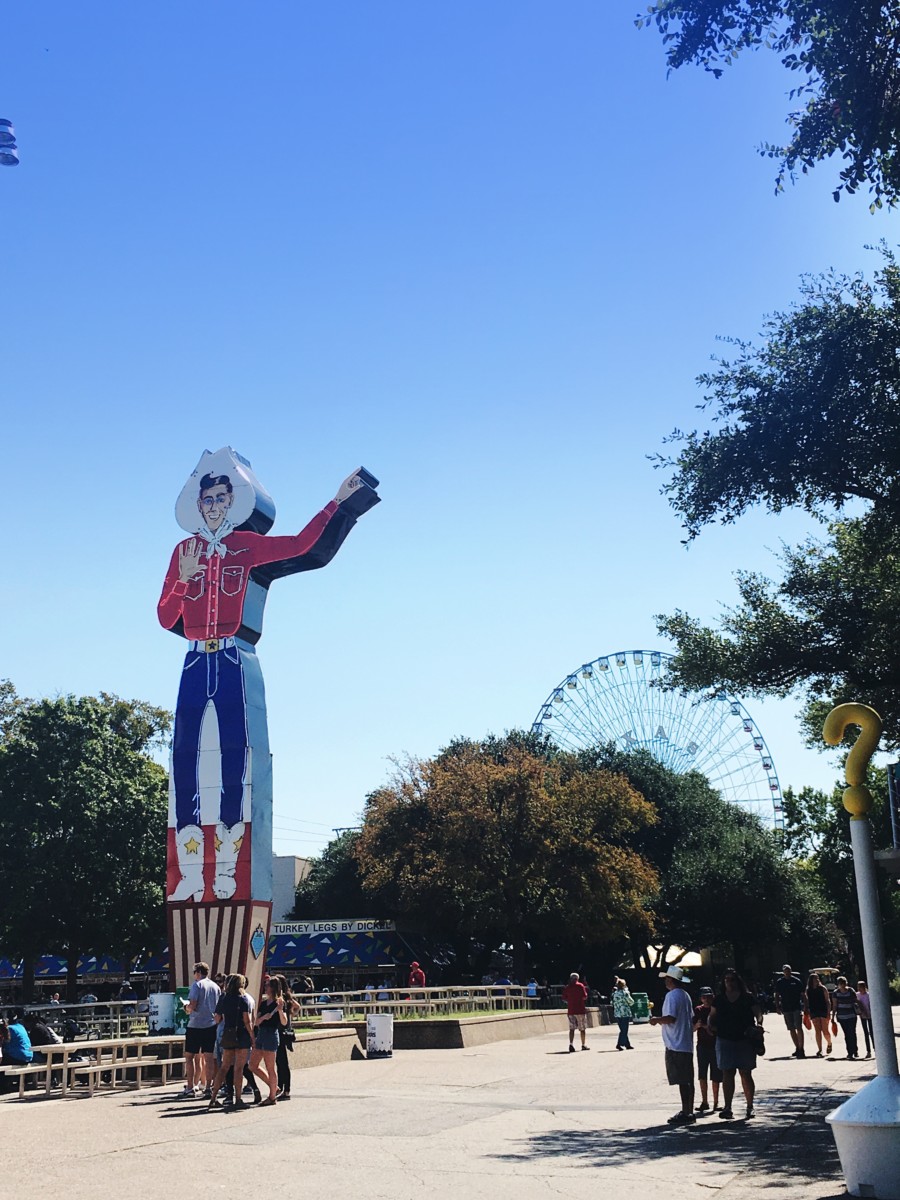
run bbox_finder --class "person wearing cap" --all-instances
[408,962,426,999]
[649,965,695,1125]
[693,987,722,1112]
[774,964,806,1058]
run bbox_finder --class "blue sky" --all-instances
[1,2,894,858]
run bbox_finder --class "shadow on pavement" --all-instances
[489,1084,853,1194]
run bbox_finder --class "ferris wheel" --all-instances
[531,650,784,831]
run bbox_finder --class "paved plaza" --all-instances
[4,1012,897,1200]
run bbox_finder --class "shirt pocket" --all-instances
[186,572,205,601]
[221,565,245,597]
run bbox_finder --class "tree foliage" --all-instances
[654,252,900,541]
[354,733,659,975]
[578,747,825,967]
[658,518,900,747]
[654,252,900,746]
[782,774,900,967]
[0,687,170,999]
[288,830,389,920]
[638,1,900,207]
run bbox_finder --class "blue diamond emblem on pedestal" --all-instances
[250,924,266,960]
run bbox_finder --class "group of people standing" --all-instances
[650,964,764,1126]
[181,962,299,1110]
[773,965,873,1060]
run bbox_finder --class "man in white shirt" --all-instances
[649,965,696,1125]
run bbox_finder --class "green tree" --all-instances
[287,830,390,920]
[354,733,659,979]
[658,519,900,748]
[579,747,825,970]
[638,1,900,207]
[781,773,900,969]
[0,692,170,1000]
[654,252,900,542]
[654,251,900,746]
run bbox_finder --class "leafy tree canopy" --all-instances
[287,830,390,921]
[658,518,900,746]
[638,1,900,207]
[654,250,900,541]
[0,687,170,999]
[354,733,660,976]
[579,746,827,967]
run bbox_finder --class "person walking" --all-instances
[649,965,696,1125]
[693,986,722,1113]
[612,977,634,1050]
[250,976,287,1106]
[773,964,806,1058]
[803,972,832,1057]
[831,976,860,1059]
[856,981,873,1058]
[208,975,254,1111]
[709,968,763,1121]
[562,972,590,1052]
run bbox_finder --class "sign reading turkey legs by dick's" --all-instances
[158,447,380,993]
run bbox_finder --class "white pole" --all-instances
[849,818,899,1078]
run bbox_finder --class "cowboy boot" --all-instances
[214,821,245,899]
[168,824,206,901]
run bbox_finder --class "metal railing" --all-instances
[293,985,544,1020]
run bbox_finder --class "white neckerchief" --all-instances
[195,517,235,559]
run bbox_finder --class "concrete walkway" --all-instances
[4,1012,897,1199]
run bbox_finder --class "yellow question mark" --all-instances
[822,702,883,819]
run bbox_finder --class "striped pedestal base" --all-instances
[168,900,272,999]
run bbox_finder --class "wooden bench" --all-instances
[0,1035,186,1099]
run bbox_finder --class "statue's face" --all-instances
[198,483,233,531]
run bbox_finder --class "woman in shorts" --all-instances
[207,975,254,1111]
[804,972,832,1056]
[250,975,287,1106]
[709,969,763,1121]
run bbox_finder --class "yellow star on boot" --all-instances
[184,836,200,855]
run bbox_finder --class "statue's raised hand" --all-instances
[178,538,204,582]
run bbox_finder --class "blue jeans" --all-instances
[616,1017,632,1048]
[172,644,248,830]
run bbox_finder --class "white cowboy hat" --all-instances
[175,446,275,536]
[658,965,691,983]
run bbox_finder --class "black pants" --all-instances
[838,1016,858,1056]
[276,1039,291,1094]
[860,1016,874,1055]
[224,1062,258,1098]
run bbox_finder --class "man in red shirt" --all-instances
[408,962,426,990]
[159,449,379,903]
[562,971,590,1052]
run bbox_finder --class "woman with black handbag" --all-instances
[208,975,254,1111]
[709,968,764,1121]
[274,974,300,1100]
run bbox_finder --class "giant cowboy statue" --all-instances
[158,448,379,993]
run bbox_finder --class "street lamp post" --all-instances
[823,703,900,1200]
[0,119,20,166]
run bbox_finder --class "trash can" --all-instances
[367,1013,393,1058]
[631,992,651,1023]
[321,1007,344,1024]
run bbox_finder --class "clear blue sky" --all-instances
[2,2,894,857]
